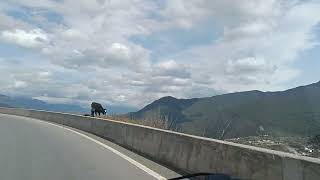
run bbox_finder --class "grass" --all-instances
[97,114,170,130]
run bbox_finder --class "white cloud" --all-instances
[0,0,319,108]
[152,60,190,78]
[1,28,49,48]
[162,0,320,92]
[14,80,27,88]
[225,57,275,74]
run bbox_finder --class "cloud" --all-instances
[225,57,276,75]
[1,28,49,48]
[0,0,319,108]
[152,60,191,78]
[161,0,320,91]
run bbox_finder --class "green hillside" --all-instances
[128,81,320,139]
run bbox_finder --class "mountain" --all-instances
[128,81,320,139]
[0,103,11,107]
[0,94,137,114]
[0,94,87,113]
[0,95,11,107]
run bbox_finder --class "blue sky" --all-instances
[0,0,320,108]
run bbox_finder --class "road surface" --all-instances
[0,113,168,180]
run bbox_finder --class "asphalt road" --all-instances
[0,113,165,180]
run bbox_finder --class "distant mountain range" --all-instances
[0,94,137,114]
[128,81,320,139]
[0,94,87,113]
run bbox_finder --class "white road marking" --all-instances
[40,120,167,180]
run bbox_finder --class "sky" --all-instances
[0,0,320,108]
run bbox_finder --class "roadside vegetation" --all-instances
[98,114,171,130]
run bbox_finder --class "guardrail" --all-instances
[0,107,320,180]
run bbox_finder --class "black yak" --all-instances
[91,102,106,116]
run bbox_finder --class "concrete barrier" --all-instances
[1,107,320,180]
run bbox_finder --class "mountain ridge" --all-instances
[128,81,320,139]
[0,94,87,113]
[0,94,137,114]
